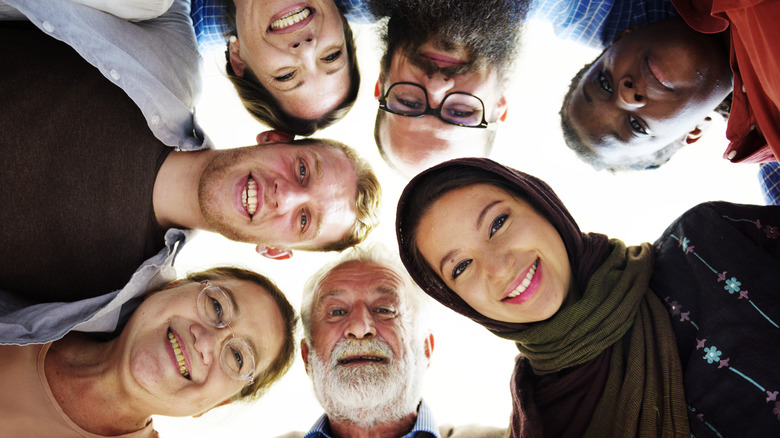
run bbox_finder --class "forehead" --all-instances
[314,261,406,304]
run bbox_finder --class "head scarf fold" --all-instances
[396,158,688,437]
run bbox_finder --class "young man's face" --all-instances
[566,17,732,166]
[197,140,357,250]
[375,44,507,177]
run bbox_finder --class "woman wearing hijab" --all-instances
[395,158,780,437]
[0,267,297,437]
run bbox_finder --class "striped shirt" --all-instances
[304,399,440,438]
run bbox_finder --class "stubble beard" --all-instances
[197,147,255,243]
[307,337,427,429]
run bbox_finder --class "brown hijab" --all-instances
[395,158,688,437]
[395,158,611,332]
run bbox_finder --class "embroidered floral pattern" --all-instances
[704,346,722,364]
[764,225,779,239]
[724,277,742,294]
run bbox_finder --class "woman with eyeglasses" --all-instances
[0,267,297,437]
[395,158,780,437]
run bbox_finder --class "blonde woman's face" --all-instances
[232,0,350,120]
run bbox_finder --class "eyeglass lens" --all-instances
[197,283,255,381]
[387,83,484,126]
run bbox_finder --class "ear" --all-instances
[495,95,508,123]
[301,340,310,375]
[256,245,293,260]
[192,399,232,418]
[256,130,295,145]
[423,333,434,367]
[374,77,382,99]
[228,38,246,78]
[683,116,713,145]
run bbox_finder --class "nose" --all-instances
[289,33,316,53]
[191,324,230,368]
[271,178,308,214]
[422,73,454,108]
[344,306,376,340]
[484,252,513,285]
[617,77,645,109]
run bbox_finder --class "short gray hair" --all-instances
[301,243,431,345]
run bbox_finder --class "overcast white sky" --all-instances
[153,19,764,437]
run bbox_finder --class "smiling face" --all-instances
[376,47,507,176]
[118,278,286,416]
[302,260,428,426]
[415,184,571,324]
[232,0,350,119]
[197,140,358,250]
[565,17,732,166]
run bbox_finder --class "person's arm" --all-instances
[68,0,173,21]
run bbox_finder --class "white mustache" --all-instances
[329,337,394,367]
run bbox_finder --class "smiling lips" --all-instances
[242,176,259,218]
[167,329,190,379]
[503,259,539,301]
[270,7,311,31]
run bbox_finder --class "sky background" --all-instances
[153,18,764,437]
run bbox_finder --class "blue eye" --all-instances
[298,161,307,183]
[598,71,613,93]
[452,259,472,279]
[490,214,507,237]
[329,309,346,316]
[275,72,294,82]
[324,50,342,62]
[232,348,244,368]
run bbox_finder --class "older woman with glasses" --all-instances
[0,267,297,437]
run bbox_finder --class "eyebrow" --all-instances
[437,200,500,276]
[220,284,240,317]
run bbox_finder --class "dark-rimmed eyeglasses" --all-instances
[378,82,492,129]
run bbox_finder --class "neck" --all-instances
[45,333,152,435]
[153,149,216,230]
[328,412,418,438]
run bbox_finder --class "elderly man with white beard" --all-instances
[276,245,505,438]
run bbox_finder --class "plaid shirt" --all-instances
[759,162,780,205]
[530,0,677,49]
[303,399,440,438]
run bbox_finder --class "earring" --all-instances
[229,35,237,44]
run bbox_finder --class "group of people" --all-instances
[1,0,779,437]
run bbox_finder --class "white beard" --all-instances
[307,337,426,429]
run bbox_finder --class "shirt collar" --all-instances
[303,399,440,438]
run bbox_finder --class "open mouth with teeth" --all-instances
[337,355,388,365]
[242,175,258,218]
[270,7,311,31]
[503,259,539,301]
[168,329,191,379]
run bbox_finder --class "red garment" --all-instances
[673,0,780,164]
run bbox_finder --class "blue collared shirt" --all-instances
[3,0,210,151]
[529,0,677,49]
[0,229,189,345]
[304,399,440,438]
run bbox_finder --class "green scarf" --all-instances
[494,240,689,437]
